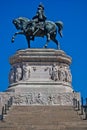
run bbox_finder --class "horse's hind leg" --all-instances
[44,33,50,48]
[51,36,60,49]
[26,36,30,48]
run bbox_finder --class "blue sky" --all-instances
[0,0,87,101]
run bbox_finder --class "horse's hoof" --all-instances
[11,39,14,43]
[44,45,47,48]
[43,46,46,48]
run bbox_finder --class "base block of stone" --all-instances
[6,83,80,106]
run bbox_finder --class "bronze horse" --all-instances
[11,17,63,49]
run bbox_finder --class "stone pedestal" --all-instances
[7,48,80,105]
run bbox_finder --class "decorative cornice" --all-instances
[9,49,72,65]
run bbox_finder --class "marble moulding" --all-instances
[7,48,80,105]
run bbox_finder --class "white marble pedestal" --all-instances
[7,48,80,105]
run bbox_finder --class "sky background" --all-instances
[0,0,87,102]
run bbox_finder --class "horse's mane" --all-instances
[18,17,30,22]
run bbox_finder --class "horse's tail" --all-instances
[55,21,63,37]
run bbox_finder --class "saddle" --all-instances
[35,22,45,31]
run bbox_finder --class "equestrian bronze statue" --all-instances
[11,4,63,49]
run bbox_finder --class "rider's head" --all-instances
[38,3,44,11]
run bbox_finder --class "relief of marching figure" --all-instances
[50,64,72,83]
[13,92,73,105]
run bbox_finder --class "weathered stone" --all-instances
[0,48,81,106]
[5,48,80,106]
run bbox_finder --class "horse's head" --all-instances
[13,17,30,31]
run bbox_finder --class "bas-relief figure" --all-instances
[13,92,73,105]
[15,64,22,82]
[9,64,31,84]
[22,63,31,81]
[50,64,59,81]
[35,93,44,104]
[25,93,34,104]
[59,66,66,82]
[64,66,72,83]
[9,67,15,84]
[9,63,72,84]
[50,64,72,83]
[11,3,63,49]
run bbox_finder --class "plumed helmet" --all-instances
[38,3,44,10]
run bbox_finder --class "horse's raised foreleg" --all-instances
[44,33,50,48]
[11,31,24,43]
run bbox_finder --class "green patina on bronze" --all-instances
[12,3,63,49]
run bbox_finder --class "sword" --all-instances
[33,28,39,36]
